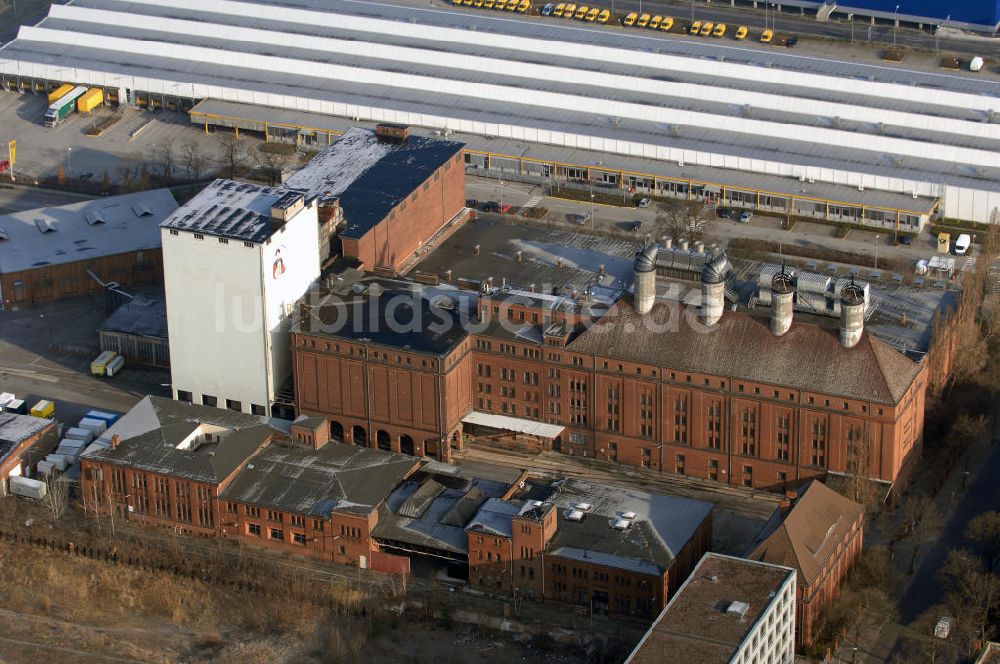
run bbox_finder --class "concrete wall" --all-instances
[163,202,318,414]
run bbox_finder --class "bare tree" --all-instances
[219,136,246,179]
[251,147,284,186]
[845,424,879,514]
[44,475,69,522]
[939,549,1000,658]
[180,140,209,180]
[153,140,175,181]
[117,157,140,191]
[653,200,712,242]
[966,512,1000,569]
[898,496,942,574]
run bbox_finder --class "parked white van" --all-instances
[954,233,972,255]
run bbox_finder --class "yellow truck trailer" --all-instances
[90,350,118,375]
[30,399,55,419]
[47,83,74,104]
[77,88,103,113]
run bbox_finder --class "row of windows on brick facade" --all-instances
[474,356,887,417]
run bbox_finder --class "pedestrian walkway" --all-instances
[962,256,977,272]
[521,195,544,209]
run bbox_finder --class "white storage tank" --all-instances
[10,476,47,499]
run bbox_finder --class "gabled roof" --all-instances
[219,441,419,518]
[568,300,922,405]
[283,127,464,240]
[83,396,281,484]
[746,480,864,588]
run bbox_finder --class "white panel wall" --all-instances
[162,228,271,412]
[260,201,320,398]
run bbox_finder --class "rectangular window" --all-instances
[177,390,192,403]
[251,404,266,416]
[776,414,791,462]
[293,532,307,545]
[226,399,242,412]
[270,527,284,541]
[248,523,261,537]
[201,394,217,408]
[741,409,757,456]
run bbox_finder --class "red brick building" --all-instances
[282,125,467,272]
[79,397,420,570]
[745,479,865,648]
[0,412,59,495]
[464,478,713,619]
[292,248,927,492]
[0,189,176,308]
[77,395,711,604]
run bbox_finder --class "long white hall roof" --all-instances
[3,0,1000,220]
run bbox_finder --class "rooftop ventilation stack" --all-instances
[633,243,658,315]
[770,265,795,336]
[839,280,866,349]
[700,251,730,327]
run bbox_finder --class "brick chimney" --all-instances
[111,434,120,450]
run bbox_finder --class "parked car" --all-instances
[898,234,914,245]
[574,4,588,19]
[739,211,753,223]
[541,2,555,14]
[699,21,714,36]
[636,13,651,27]
[735,25,748,39]
[716,206,733,218]
[623,11,638,25]
[585,7,599,21]
[713,23,727,37]
[760,28,773,43]
[481,200,500,212]
[785,36,799,47]
[500,204,512,214]
[627,221,642,232]
[573,212,592,225]
[637,197,651,208]
[553,2,566,15]
[466,198,479,208]
[689,20,702,34]
[649,15,662,29]
[597,8,611,23]
[660,17,673,31]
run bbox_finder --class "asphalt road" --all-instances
[897,437,1000,624]
[585,0,1000,57]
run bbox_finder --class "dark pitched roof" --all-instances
[297,289,470,356]
[746,480,864,587]
[219,442,419,518]
[568,300,921,405]
[160,179,296,242]
[544,478,713,576]
[85,396,280,484]
[283,127,464,240]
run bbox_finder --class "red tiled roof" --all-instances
[567,301,921,405]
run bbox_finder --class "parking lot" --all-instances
[0,91,270,185]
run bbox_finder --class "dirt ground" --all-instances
[0,536,591,664]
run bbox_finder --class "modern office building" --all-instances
[625,552,797,664]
